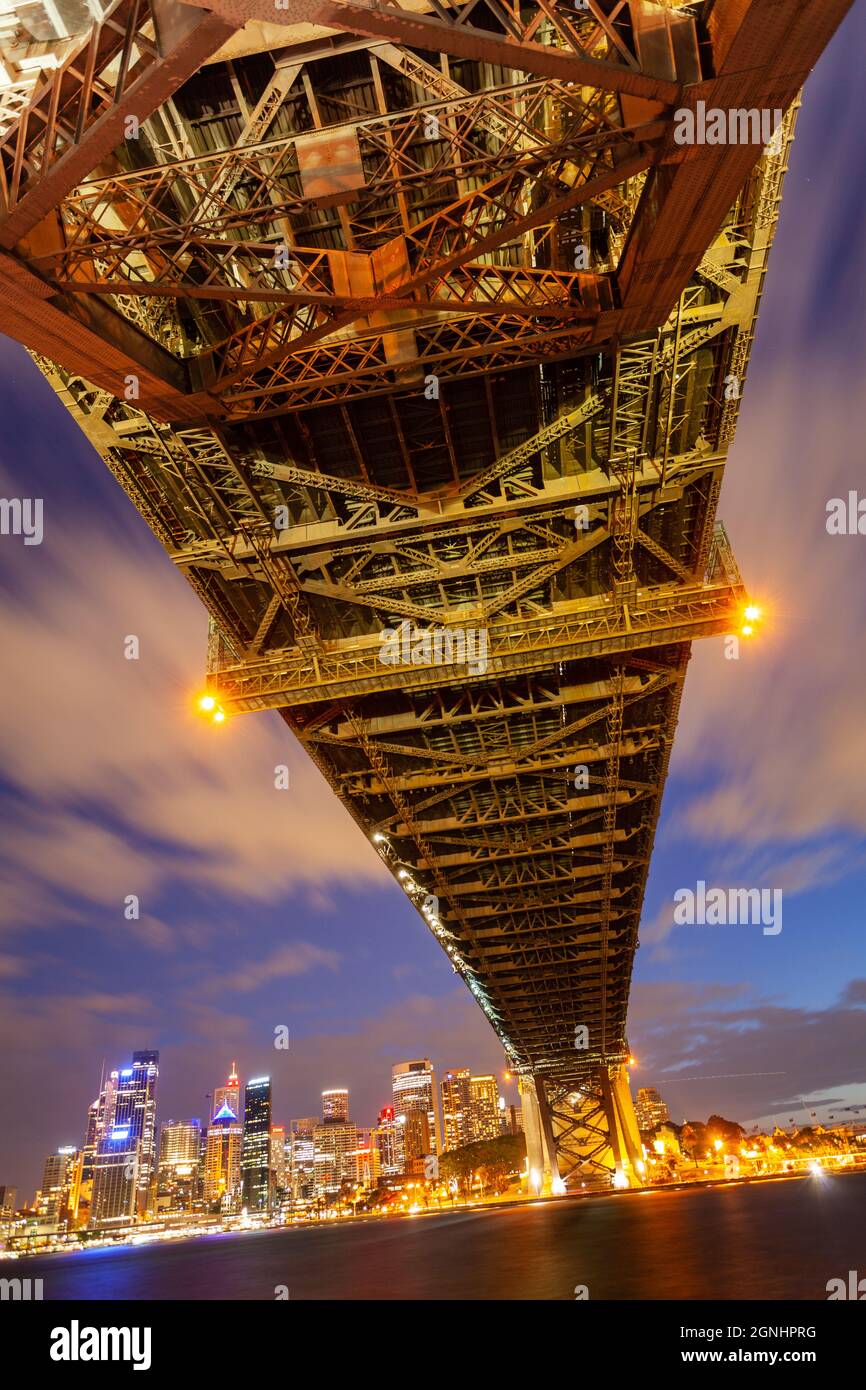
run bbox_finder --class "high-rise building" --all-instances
[392,1060,441,1155]
[374,1107,404,1178]
[89,1051,159,1228]
[270,1126,287,1200]
[213,1061,241,1122]
[157,1120,202,1214]
[0,1186,17,1220]
[289,1119,317,1203]
[402,1110,431,1173]
[468,1075,501,1141]
[441,1069,472,1151]
[160,1120,201,1168]
[204,1106,243,1212]
[313,1122,358,1196]
[635,1088,670,1132]
[37,1147,77,1227]
[241,1076,272,1211]
[322,1089,349,1124]
[352,1128,380,1189]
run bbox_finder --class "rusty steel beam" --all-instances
[0,0,238,250]
[181,0,681,101]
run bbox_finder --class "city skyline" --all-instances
[0,0,864,1216]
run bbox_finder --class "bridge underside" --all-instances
[0,0,850,1186]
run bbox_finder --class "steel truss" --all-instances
[5,0,850,1186]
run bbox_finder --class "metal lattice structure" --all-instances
[0,0,850,1187]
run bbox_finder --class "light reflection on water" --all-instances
[20,1170,866,1301]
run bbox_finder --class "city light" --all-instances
[197,694,216,712]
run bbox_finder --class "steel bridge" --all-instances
[0,0,850,1189]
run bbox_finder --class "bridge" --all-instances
[0,0,850,1190]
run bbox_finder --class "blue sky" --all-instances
[1,7,864,1194]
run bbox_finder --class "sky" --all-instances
[1,8,865,1196]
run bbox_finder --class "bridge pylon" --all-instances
[521,1064,644,1194]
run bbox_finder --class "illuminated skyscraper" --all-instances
[322,1088,349,1124]
[441,1069,472,1151]
[270,1126,287,1200]
[635,1088,670,1132]
[313,1121,358,1196]
[241,1076,272,1211]
[89,1051,160,1227]
[289,1119,317,1203]
[204,1104,243,1212]
[392,1060,441,1155]
[468,1075,501,1141]
[213,1061,241,1122]
[157,1120,202,1214]
[160,1120,201,1168]
[37,1147,78,1228]
[375,1107,404,1178]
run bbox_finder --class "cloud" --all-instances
[220,942,341,994]
[630,978,866,1126]
[0,523,389,944]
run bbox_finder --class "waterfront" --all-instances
[20,1170,866,1301]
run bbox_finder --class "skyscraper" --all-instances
[241,1076,272,1211]
[468,1075,501,1141]
[205,1104,243,1212]
[635,1088,670,1132]
[375,1107,404,1178]
[160,1120,202,1168]
[392,1060,441,1155]
[322,1088,349,1124]
[89,1051,159,1228]
[313,1121,358,1196]
[37,1147,77,1228]
[441,1069,472,1151]
[213,1061,241,1122]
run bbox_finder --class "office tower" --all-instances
[89,1051,159,1228]
[37,1147,77,1227]
[635,1088,670,1132]
[313,1121,358,1196]
[392,1060,441,1155]
[441,1069,472,1151]
[270,1126,287,1199]
[213,1061,241,1121]
[289,1120,317,1203]
[468,1075,501,1141]
[157,1120,202,1214]
[0,1186,16,1220]
[375,1107,404,1178]
[322,1088,349,1124]
[402,1111,431,1174]
[204,1106,243,1212]
[241,1076,272,1211]
[160,1120,202,1168]
[352,1128,380,1189]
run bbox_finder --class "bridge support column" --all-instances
[522,1064,645,1192]
[519,1075,556,1195]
